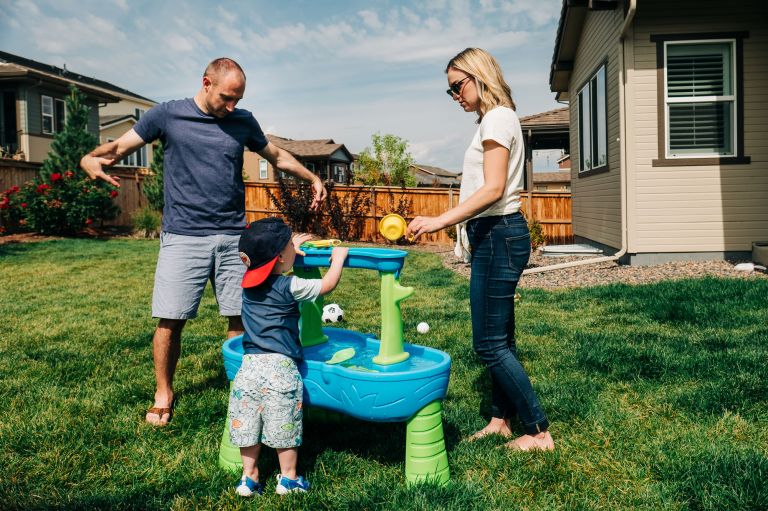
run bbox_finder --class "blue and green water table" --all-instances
[219,245,452,485]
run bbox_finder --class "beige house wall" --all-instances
[100,97,155,118]
[630,0,768,253]
[243,150,275,182]
[569,7,624,250]
[27,135,53,163]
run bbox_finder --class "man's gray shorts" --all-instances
[152,231,245,320]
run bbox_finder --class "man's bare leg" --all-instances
[227,315,244,339]
[146,318,186,425]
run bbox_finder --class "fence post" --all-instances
[370,187,377,242]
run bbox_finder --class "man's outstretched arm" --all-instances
[79,129,146,187]
[257,141,327,210]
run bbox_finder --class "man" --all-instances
[80,57,326,426]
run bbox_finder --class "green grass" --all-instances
[1,239,767,510]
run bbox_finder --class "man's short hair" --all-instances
[204,58,246,82]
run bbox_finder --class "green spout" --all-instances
[294,266,328,347]
[373,271,413,365]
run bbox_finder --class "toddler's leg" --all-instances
[276,447,297,480]
[241,444,262,481]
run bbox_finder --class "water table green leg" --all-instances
[405,400,450,485]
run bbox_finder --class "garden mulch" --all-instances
[424,244,768,289]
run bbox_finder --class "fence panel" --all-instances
[246,183,573,246]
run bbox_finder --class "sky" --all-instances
[0,0,565,172]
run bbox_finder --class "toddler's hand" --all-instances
[292,232,313,256]
[330,246,349,264]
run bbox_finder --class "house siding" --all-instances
[569,7,624,251]
[631,0,768,253]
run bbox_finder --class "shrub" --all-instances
[266,174,326,235]
[325,182,370,241]
[528,217,546,250]
[131,206,161,238]
[1,85,119,235]
[142,142,164,212]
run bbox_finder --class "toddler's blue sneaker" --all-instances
[234,475,263,497]
[275,474,310,495]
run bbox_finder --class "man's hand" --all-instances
[310,178,327,211]
[79,154,121,187]
[292,232,313,256]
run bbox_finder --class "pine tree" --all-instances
[143,141,164,212]
[40,84,98,181]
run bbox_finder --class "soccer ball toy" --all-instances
[322,303,344,323]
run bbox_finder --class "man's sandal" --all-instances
[146,399,174,426]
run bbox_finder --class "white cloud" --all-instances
[358,9,383,30]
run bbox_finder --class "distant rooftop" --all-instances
[267,134,352,160]
[520,107,569,128]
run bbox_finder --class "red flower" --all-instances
[51,172,63,182]
[64,171,75,178]
[109,190,119,198]
[21,202,27,208]
[85,218,93,225]
[10,185,19,193]
[36,183,51,194]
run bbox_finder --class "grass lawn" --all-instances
[1,238,767,511]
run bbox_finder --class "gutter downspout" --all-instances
[523,0,636,275]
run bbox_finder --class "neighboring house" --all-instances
[550,0,767,264]
[520,107,570,191]
[244,134,354,183]
[533,171,572,193]
[99,91,157,169]
[0,50,153,165]
[410,163,462,187]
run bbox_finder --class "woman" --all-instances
[407,48,553,451]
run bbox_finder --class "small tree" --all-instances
[7,85,119,235]
[355,133,416,187]
[325,181,370,241]
[143,142,164,212]
[267,174,326,235]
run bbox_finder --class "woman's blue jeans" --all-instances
[467,212,549,435]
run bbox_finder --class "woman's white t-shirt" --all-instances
[454,106,525,261]
[458,106,525,218]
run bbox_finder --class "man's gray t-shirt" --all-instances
[133,98,268,235]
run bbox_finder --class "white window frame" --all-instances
[333,164,345,183]
[576,64,607,173]
[259,159,268,179]
[663,39,737,159]
[41,95,54,134]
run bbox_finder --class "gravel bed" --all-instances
[427,245,768,289]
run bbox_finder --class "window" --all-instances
[41,95,54,134]
[651,32,749,166]
[665,41,735,158]
[333,164,345,183]
[305,162,315,172]
[42,95,67,134]
[259,159,268,179]
[577,64,607,173]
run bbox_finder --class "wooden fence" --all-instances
[246,183,573,246]
[0,159,148,227]
[1,160,573,245]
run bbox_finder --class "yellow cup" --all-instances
[379,214,408,241]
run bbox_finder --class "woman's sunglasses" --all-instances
[446,76,471,97]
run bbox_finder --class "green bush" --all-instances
[528,217,546,250]
[1,85,119,235]
[131,206,161,238]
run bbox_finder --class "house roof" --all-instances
[0,50,156,104]
[550,0,620,100]
[520,107,569,129]
[267,134,353,161]
[100,114,137,128]
[410,163,462,186]
[533,171,571,184]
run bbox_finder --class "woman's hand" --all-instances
[407,216,447,240]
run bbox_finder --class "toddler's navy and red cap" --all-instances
[238,217,292,288]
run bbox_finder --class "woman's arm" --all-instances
[407,140,509,238]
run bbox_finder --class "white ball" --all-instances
[321,303,344,323]
[417,322,430,334]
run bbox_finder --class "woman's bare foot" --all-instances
[504,431,554,451]
[468,417,513,440]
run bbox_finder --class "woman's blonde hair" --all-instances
[445,48,515,122]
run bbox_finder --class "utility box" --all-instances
[753,241,768,266]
